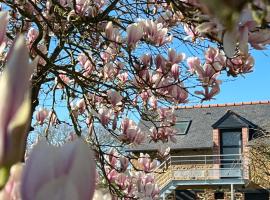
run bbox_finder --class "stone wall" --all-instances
[164,189,245,200]
[249,145,270,188]
[195,189,244,200]
[171,164,213,180]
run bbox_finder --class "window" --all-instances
[175,121,191,135]
[220,129,242,156]
[220,129,242,178]
[214,192,224,199]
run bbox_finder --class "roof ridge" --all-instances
[176,100,270,109]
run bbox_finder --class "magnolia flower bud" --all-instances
[0,36,35,167]
[76,99,86,114]
[21,139,96,200]
[27,28,39,44]
[171,64,180,80]
[36,108,49,125]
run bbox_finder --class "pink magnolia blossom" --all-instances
[27,28,38,44]
[107,90,122,107]
[0,36,35,167]
[183,23,198,41]
[55,73,70,89]
[248,29,270,50]
[106,169,118,183]
[195,21,221,36]
[103,63,118,80]
[227,55,254,75]
[138,153,158,172]
[137,69,151,85]
[139,19,173,46]
[105,22,121,43]
[120,118,145,144]
[116,173,128,190]
[101,45,119,63]
[195,81,220,101]
[204,47,226,71]
[187,56,219,86]
[171,64,180,80]
[117,72,128,83]
[83,60,94,76]
[0,11,8,45]
[150,127,177,143]
[66,132,78,142]
[158,146,170,158]
[105,22,114,39]
[93,188,112,200]
[21,139,96,200]
[168,48,185,64]
[48,111,58,125]
[157,107,176,123]
[112,111,118,130]
[78,55,94,73]
[155,54,168,74]
[0,163,23,200]
[136,173,160,200]
[140,54,152,66]
[126,23,143,48]
[107,148,118,168]
[169,84,188,103]
[150,73,162,87]
[187,57,201,74]
[119,156,129,172]
[222,8,258,57]
[78,53,88,66]
[140,90,150,103]
[35,108,49,125]
[148,96,157,110]
[74,0,92,16]
[76,99,86,114]
[78,53,94,77]
[98,107,113,126]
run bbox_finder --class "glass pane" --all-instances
[221,162,241,169]
[222,131,241,146]
[222,147,241,159]
[175,121,190,134]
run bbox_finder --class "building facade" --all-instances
[128,101,270,200]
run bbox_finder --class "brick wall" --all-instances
[242,127,249,179]
[213,129,220,179]
[213,129,220,155]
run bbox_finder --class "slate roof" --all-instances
[127,101,270,152]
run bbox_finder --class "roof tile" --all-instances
[128,101,270,152]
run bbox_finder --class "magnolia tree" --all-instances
[0,0,269,199]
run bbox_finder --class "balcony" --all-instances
[154,154,247,191]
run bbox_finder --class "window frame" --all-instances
[220,129,242,153]
[220,129,243,168]
[174,120,192,135]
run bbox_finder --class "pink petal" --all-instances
[22,139,96,200]
[0,11,8,45]
[223,30,238,58]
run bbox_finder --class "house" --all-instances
[127,101,270,200]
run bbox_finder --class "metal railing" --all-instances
[154,154,245,189]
